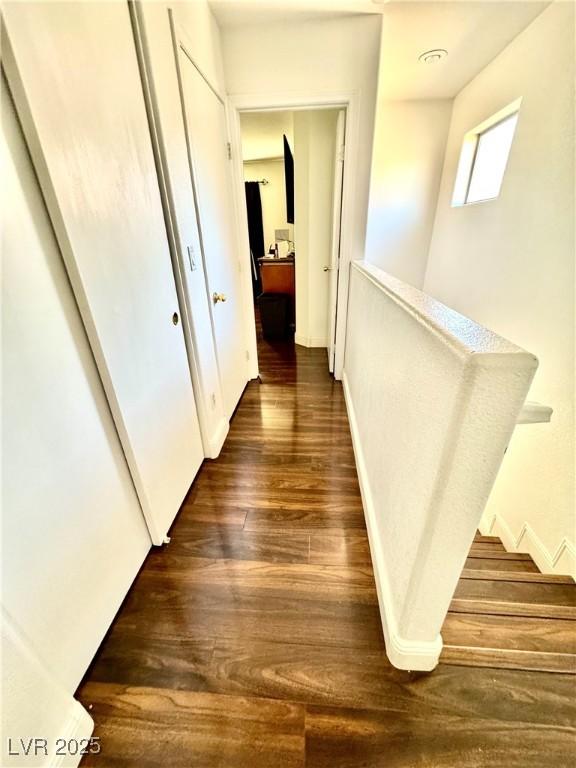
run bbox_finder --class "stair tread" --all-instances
[469,541,506,553]
[461,569,575,585]
[454,577,576,607]
[473,534,502,543]
[449,598,576,621]
[441,645,576,674]
[464,557,539,573]
[442,612,576,656]
[467,550,535,562]
[473,535,502,543]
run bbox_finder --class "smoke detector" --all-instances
[419,49,448,64]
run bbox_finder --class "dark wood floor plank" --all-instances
[153,528,310,564]
[309,534,372,566]
[109,581,386,651]
[142,556,378,604]
[173,502,247,529]
[304,705,576,768]
[244,508,367,532]
[78,683,305,768]
[86,630,215,691]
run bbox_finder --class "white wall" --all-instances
[1,82,151,694]
[343,261,537,670]
[364,99,452,287]
[1,608,93,767]
[294,110,338,348]
[424,2,575,576]
[221,14,381,264]
[243,159,292,251]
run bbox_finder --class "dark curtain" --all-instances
[244,181,265,298]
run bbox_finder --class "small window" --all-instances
[452,99,521,207]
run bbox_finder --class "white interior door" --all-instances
[177,43,248,418]
[328,110,346,373]
[3,2,204,544]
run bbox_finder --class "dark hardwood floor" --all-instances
[78,319,576,767]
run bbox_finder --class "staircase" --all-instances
[441,533,576,674]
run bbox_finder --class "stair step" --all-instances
[441,612,576,673]
[473,534,502,544]
[460,569,575,585]
[441,645,576,674]
[449,598,576,621]
[454,577,576,607]
[469,541,506,553]
[464,556,539,573]
[443,612,576,653]
[466,550,535,562]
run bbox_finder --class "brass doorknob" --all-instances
[323,266,332,272]
[213,292,227,304]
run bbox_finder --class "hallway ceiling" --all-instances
[240,110,294,162]
[209,0,550,99]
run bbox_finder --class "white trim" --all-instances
[483,514,576,579]
[294,334,328,349]
[50,701,94,768]
[224,99,259,381]
[207,417,229,459]
[227,90,361,381]
[342,371,442,671]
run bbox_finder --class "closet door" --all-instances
[3,2,204,544]
[177,41,248,418]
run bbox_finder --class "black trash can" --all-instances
[258,292,290,340]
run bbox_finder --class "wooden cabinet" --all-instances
[259,257,295,298]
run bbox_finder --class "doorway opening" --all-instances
[238,108,346,381]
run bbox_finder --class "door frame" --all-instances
[227,91,360,380]
[328,109,346,373]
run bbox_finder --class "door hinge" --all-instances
[227,142,232,160]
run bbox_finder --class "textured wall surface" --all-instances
[344,261,537,668]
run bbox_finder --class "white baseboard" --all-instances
[294,334,328,348]
[207,417,229,459]
[50,700,94,768]
[342,371,442,671]
[484,513,576,579]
